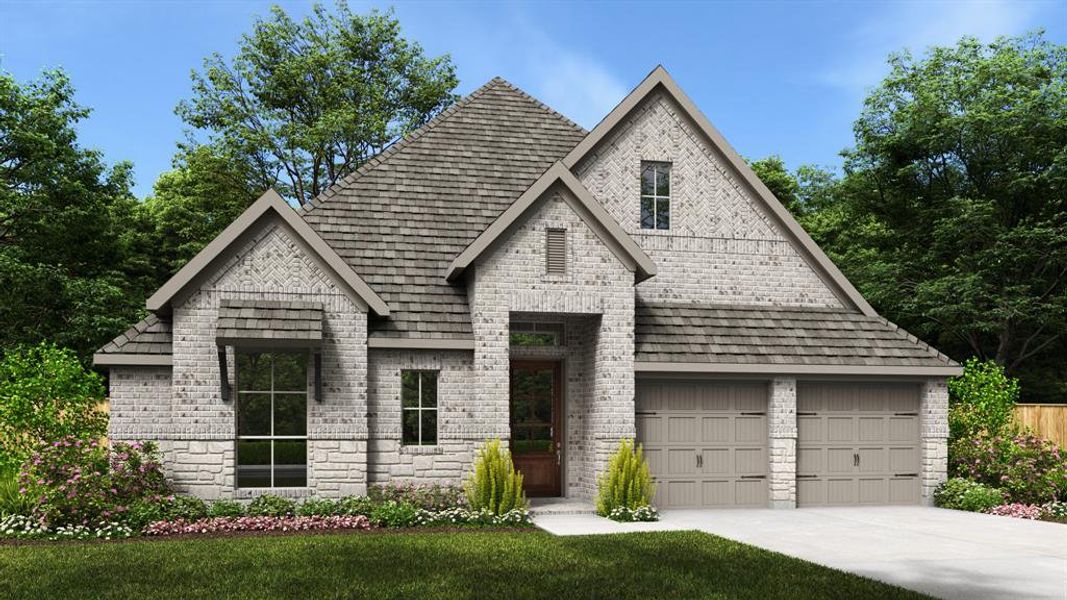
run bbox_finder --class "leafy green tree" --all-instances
[750,156,801,213]
[948,358,1020,444]
[807,33,1067,397]
[0,343,107,472]
[177,2,458,206]
[142,145,261,277]
[0,69,148,359]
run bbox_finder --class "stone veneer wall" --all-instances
[110,219,369,499]
[574,90,843,309]
[469,188,636,499]
[920,378,950,505]
[768,377,798,509]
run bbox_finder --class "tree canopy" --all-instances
[176,2,459,206]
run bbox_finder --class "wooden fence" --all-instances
[1015,404,1067,449]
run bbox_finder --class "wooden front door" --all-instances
[509,360,562,497]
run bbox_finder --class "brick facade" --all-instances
[920,378,950,505]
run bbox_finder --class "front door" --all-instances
[509,360,562,497]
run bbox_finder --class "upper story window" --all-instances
[235,351,308,488]
[640,162,671,230]
[402,370,438,446]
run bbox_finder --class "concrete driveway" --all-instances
[533,506,1067,600]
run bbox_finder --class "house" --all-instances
[93,66,961,509]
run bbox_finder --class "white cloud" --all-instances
[819,0,1050,93]
[507,19,628,129]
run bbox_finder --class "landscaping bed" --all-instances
[0,529,929,600]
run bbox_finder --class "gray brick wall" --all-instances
[575,90,843,309]
[108,367,171,440]
[112,220,370,498]
[920,378,950,505]
[470,189,635,499]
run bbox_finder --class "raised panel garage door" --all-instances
[636,381,768,508]
[797,382,921,506]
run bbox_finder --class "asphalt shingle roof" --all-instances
[216,299,323,344]
[635,303,955,368]
[301,77,587,339]
[98,314,172,356]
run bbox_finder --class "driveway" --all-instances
[533,506,1067,600]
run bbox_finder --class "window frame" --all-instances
[401,370,439,446]
[235,351,309,489]
[640,161,671,230]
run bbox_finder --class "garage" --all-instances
[796,382,921,506]
[636,380,768,508]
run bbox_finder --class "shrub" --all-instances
[608,506,660,522]
[247,494,296,517]
[142,515,372,536]
[297,497,340,517]
[412,507,531,527]
[0,343,108,472]
[122,495,208,532]
[0,514,133,540]
[0,466,33,516]
[596,439,656,517]
[933,478,1007,512]
[20,437,171,526]
[464,439,527,515]
[336,495,376,517]
[987,503,1044,520]
[369,500,418,527]
[369,482,466,511]
[951,432,1067,504]
[208,499,246,518]
[948,358,1019,444]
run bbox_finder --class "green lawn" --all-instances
[0,530,927,600]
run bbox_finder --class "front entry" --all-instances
[509,360,562,497]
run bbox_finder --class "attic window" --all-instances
[545,228,567,275]
[640,162,671,230]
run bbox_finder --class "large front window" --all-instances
[236,352,308,488]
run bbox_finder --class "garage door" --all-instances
[636,381,768,508]
[797,382,921,506]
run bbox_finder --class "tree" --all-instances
[0,69,148,359]
[0,343,107,472]
[750,156,801,214]
[142,145,261,277]
[826,33,1067,385]
[177,2,458,206]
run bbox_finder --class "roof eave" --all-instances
[145,189,390,317]
[93,353,173,367]
[634,361,963,377]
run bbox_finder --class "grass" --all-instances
[0,530,928,600]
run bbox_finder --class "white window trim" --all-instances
[402,370,438,446]
[236,352,309,489]
[641,162,671,230]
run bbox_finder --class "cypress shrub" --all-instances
[463,439,527,515]
[596,439,655,516]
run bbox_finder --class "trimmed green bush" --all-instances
[123,495,209,531]
[948,358,1019,444]
[369,500,418,527]
[934,477,1007,512]
[297,497,340,517]
[207,499,245,518]
[336,495,375,517]
[247,494,296,517]
[464,439,527,515]
[596,439,655,517]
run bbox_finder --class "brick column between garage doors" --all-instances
[769,378,798,509]
[920,378,950,505]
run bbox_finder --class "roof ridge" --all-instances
[300,78,504,215]
[300,76,585,216]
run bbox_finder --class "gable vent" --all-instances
[546,228,567,275]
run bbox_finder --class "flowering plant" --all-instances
[142,515,371,536]
[986,503,1044,520]
[19,437,171,526]
[411,507,531,527]
[0,514,133,540]
[369,482,467,511]
[607,506,660,522]
[950,432,1067,504]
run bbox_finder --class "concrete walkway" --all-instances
[533,506,1067,600]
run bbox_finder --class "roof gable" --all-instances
[445,162,655,282]
[564,66,877,317]
[146,189,389,316]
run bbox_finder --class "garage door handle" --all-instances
[895,473,919,478]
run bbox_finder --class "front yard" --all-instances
[0,529,926,599]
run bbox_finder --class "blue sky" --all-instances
[2,0,1065,198]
